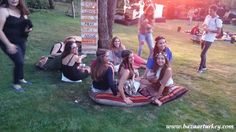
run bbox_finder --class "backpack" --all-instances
[215,18,223,39]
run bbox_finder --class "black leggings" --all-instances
[199,41,212,70]
[0,43,25,84]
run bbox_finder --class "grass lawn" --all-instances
[0,2,235,132]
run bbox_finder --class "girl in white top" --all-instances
[198,5,223,73]
[140,52,174,106]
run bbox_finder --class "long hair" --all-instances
[61,41,74,59]
[153,52,170,81]
[118,50,134,79]
[91,49,110,81]
[0,0,29,15]
[153,36,166,58]
[109,36,124,51]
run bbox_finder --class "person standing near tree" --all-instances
[198,5,222,73]
[0,0,33,92]
[137,1,155,57]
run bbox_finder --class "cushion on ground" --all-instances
[158,85,188,105]
[89,91,151,107]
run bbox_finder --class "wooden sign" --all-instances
[81,0,98,54]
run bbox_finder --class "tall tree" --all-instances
[107,0,117,39]
[98,0,117,48]
[98,0,109,48]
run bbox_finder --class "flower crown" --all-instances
[155,52,167,57]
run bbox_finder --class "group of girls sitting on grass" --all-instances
[90,36,173,106]
[36,35,174,106]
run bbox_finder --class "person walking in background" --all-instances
[137,1,155,57]
[0,0,33,92]
[187,7,195,25]
[198,4,222,73]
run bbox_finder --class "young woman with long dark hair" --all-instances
[91,49,118,95]
[137,1,155,57]
[109,36,146,71]
[118,50,140,104]
[140,52,174,106]
[0,0,32,91]
[61,41,89,81]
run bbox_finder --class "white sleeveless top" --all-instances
[155,68,174,87]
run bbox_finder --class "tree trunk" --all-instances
[48,0,55,9]
[107,0,117,39]
[98,0,109,48]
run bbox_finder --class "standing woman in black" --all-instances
[0,0,32,92]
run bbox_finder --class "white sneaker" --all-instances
[12,84,25,92]
[202,68,208,71]
[20,79,32,85]
[197,69,204,73]
[20,79,27,83]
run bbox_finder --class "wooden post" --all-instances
[81,0,98,54]
[71,0,75,19]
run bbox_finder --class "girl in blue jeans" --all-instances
[137,4,155,57]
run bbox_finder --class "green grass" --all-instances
[0,2,236,132]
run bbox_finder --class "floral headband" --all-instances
[155,52,167,57]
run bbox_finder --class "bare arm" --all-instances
[0,8,17,54]
[50,43,62,56]
[146,71,157,83]
[121,44,126,50]
[118,69,133,104]
[76,54,87,64]
[156,67,172,97]
[75,55,82,64]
